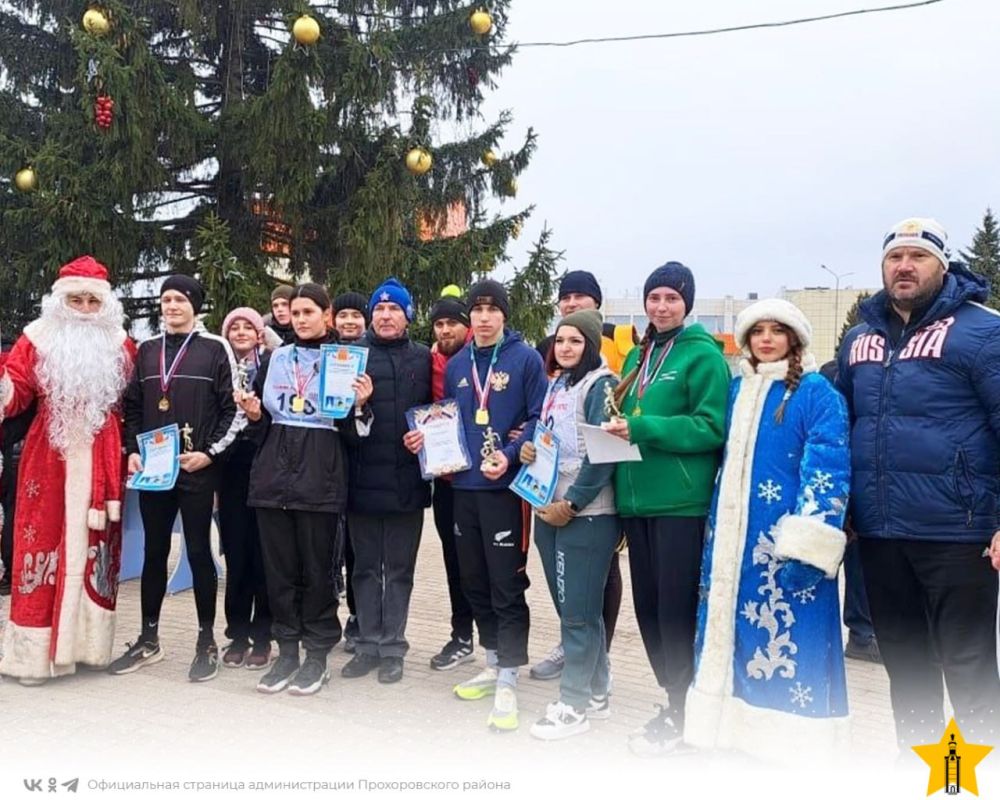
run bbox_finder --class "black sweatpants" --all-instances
[433,478,474,642]
[348,510,424,659]
[623,515,704,722]
[453,489,530,668]
[860,537,1000,748]
[256,507,341,655]
[139,488,218,634]
[217,458,271,646]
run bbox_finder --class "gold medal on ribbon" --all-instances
[291,395,306,413]
[632,407,642,417]
[158,397,170,412]
[475,408,489,426]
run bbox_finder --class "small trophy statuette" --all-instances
[480,426,503,472]
[235,360,250,395]
[181,423,195,454]
[603,382,623,420]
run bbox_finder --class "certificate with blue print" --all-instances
[406,399,472,480]
[318,344,369,419]
[511,423,560,508]
[127,424,180,492]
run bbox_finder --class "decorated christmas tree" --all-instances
[0,2,556,336]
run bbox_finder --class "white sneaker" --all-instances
[531,700,591,741]
[586,693,611,720]
[453,667,498,700]
[487,684,519,732]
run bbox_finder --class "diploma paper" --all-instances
[511,424,560,508]
[319,344,369,420]
[127,424,181,491]
[580,423,643,464]
[406,399,472,480]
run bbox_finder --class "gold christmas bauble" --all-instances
[292,15,321,46]
[469,10,493,36]
[14,167,37,192]
[511,221,522,239]
[405,147,433,176]
[481,149,498,168]
[506,178,518,197]
[82,8,110,36]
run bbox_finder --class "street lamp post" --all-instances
[821,264,854,356]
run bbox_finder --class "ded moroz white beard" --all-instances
[33,290,129,454]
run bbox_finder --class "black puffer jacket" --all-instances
[247,333,362,514]
[346,330,431,514]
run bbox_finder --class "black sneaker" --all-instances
[340,651,379,678]
[257,652,300,694]
[628,705,685,757]
[188,642,219,682]
[107,640,163,675]
[845,637,882,664]
[288,657,331,696]
[0,573,11,597]
[430,637,474,671]
[343,615,359,654]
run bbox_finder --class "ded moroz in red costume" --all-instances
[0,256,136,681]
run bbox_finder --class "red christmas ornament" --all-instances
[95,94,115,130]
[467,66,479,88]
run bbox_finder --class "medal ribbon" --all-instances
[470,337,503,419]
[633,339,675,401]
[290,346,319,400]
[541,374,568,427]
[159,330,197,397]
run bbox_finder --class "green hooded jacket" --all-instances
[614,323,730,517]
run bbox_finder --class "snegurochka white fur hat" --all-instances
[735,298,813,352]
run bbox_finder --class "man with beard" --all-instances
[838,218,1000,752]
[425,291,477,671]
[0,256,135,685]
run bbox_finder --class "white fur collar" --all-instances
[738,352,818,381]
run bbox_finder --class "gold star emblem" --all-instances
[912,718,992,796]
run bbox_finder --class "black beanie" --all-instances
[559,270,602,307]
[292,282,331,310]
[467,279,510,319]
[334,291,370,325]
[430,296,470,327]
[161,274,204,314]
[643,261,695,316]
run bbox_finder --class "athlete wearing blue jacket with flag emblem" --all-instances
[836,217,1000,751]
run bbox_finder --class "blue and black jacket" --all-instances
[444,329,547,491]
[836,263,1000,543]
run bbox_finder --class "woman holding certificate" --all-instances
[519,310,620,741]
[604,262,730,756]
[237,284,373,697]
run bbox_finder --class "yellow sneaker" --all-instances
[453,667,498,700]
[487,685,519,732]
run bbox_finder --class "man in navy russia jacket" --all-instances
[836,217,1000,751]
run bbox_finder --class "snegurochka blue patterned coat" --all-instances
[685,355,851,761]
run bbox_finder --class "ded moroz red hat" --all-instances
[51,255,112,297]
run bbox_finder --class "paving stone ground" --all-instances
[0,510,928,797]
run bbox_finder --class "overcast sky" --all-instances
[479,0,999,300]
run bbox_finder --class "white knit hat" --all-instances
[735,298,812,352]
[882,217,949,270]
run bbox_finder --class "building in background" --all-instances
[779,287,877,365]
[598,285,879,370]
